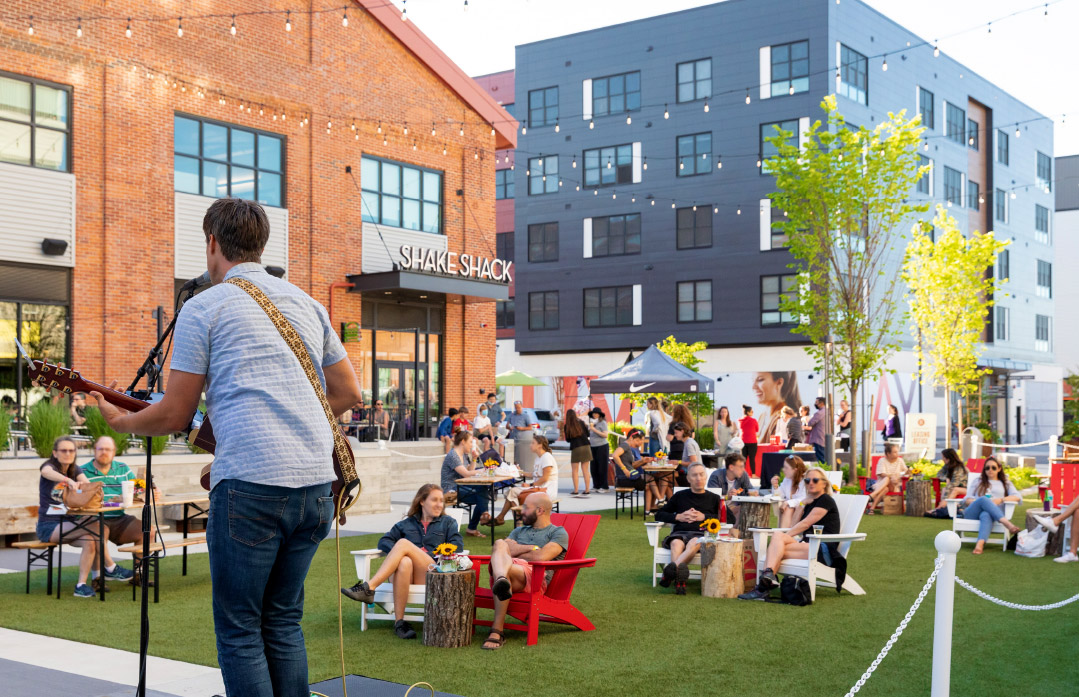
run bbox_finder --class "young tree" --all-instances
[902,205,1009,450]
[767,95,928,483]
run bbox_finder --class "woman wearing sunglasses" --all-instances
[739,466,841,600]
[961,456,1021,554]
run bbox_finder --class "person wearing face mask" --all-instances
[474,404,498,450]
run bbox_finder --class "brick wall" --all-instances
[0,1,497,408]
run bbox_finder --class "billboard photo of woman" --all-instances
[753,371,802,441]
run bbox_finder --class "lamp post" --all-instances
[824,335,836,471]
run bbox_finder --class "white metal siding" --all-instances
[798,116,810,150]
[582,218,593,259]
[360,222,447,274]
[632,142,642,183]
[582,79,593,121]
[0,162,75,267]
[174,192,288,279]
[759,46,771,100]
[632,284,642,326]
[759,199,771,251]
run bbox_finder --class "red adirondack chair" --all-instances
[470,512,599,646]
[1050,462,1079,506]
[966,458,986,474]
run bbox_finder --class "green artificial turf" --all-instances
[1,501,1076,697]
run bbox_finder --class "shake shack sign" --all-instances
[399,244,512,284]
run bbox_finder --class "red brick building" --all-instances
[0,0,515,436]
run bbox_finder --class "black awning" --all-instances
[346,270,508,302]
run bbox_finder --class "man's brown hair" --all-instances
[202,198,269,263]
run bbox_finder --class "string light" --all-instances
[612,192,617,200]
[737,208,741,215]
[555,121,560,132]
[987,22,991,33]
[286,11,292,31]
[76,18,82,37]
[28,15,34,35]
[572,156,577,168]
[342,9,349,27]
[459,124,465,136]
[703,100,709,113]
[716,155,722,169]
[882,55,888,71]
[403,122,409,135]
[231,15,237,35]
[663,104,669,119]
[402,0,408,21]
[589,119,594,130]
[431,123,437,136]
[177,18,183,38]
[383,135,388,146]
[442,144,447,155]
[756,158,762,168]
[933,42,940,57]
[650,199,655,206]
[626,115,632,125]
[491,127,495,136]
[1015,125,1020,138]
[413,140,418,151]
[671,202,676,209]
[521,125,527,135]
[713,206,718,213]
[788,84,794,95]
[377,122,382,134]
[126,18,132,38]
[464,0,469,10]
[643,157,648,170]
[745,89,751,105]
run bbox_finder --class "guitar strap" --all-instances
[225,276,357,697]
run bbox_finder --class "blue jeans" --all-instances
[647,437,661,456]
[813,443,827,465]
[208,479,334,697]
[456,486,489,530]
[963,497,1005,541]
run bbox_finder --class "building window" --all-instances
[917,155,932,195]
[761,120,798,174]
[838,45,867,105]
[676,58,711,103]
[677,132,712,177]
[676,206,712,249]
[1035,314,1051,352]
[528,87,558,128]
[761,274,797,326]
[1036,151,1052,192]
[1036,260,1052,298]
[584,143,633,187]
[995,187,1008,223]
[1035,204,1050,244]
[495,169,514,200]
[583,286,634,328]
[176,114,286,208]
[967,118,979,150]
[997,249,1009,281]
[592,71,641,117]
[771,41,809,97]
[677,281,712,323]
[496,299,515,330]
[967,180,980,211]
[0,72,71,172]
[592,214,641,258]
[943,166,962,207]
[528,155,558,195]
[501,103,515,119]
[918,87,935,129]
[946,103,966,145]
[360,155,439,232]
[996,129,1009,165]
[528,292,559,331]
[496,232,514,263]
[527,222,558,262]
[995,306,1009,341]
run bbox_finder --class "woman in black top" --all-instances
[653,463,721,595]
[564,410,592,496]
[739,466,841,600]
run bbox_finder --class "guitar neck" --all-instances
[30,360,149,413]
[85,381,151,412]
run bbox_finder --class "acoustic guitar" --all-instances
[23,358,360,522]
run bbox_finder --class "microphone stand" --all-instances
[129,286,194,697]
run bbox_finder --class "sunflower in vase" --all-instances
[699,518,722,542]
[433,543,460,572]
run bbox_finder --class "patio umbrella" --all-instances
[495,368,547,387]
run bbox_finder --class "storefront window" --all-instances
[0,300,68,418]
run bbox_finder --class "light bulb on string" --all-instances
[350,119,355,131]
[1010,191,1016,199]
[559,179,563,187]
[442,144,447,155]
[76,18,83,37]
[403,123,408,135]
[177,18,183,38]
[239,101,244,111]
[377,122,382,134]
[703,100,709,113]
[788,84,794,96]
[607,157,612,169]
[650,199,655,206]
[413,141,418,151]
[589,119,594,130]
[126,18,132,38]
[756,158,762,168]
[473,151,479,160]
[612,193,617,200]
[716,155,722,169]
[343,9,349,27]
[693,205,697,211]
[28,16,33,35]
[459,125,465,136]
[521,125,527,135]
[626,115,632,125]
[679,161,684,170]
[231,15,237,35]
[281,112,286,121]
[882,55,887,71]
[431,124,436,136]
[671,202,675,209]
[538,159,543,166]
[286,11,292,32]
[572,156,577,169]
[593,190,598,196]
[383,135,388,146]
[713,206,718,214]
[402,0,408,21]
[1015,125,1020,138]
[737,208,741,215]
[933,43,940,57]
[575,184,579,191]
[643,157,648,171]
[745,89,751,105]
[526,168,530,176]
[968,136,974,146]
[924,140,929,151]
[664,104,669,119]
[555,121,560,132]
[491,127,495,136]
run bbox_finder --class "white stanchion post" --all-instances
[1049,435,1058,462]
[931,531,961,697]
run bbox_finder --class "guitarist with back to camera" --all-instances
[93,198,361,697]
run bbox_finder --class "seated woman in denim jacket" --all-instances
[340,483,464,639]
[962,456,1021,555]
[924,448,968,518]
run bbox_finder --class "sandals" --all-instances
[466,529,488,538]
[492,575,513,601]
[482,629,506,650]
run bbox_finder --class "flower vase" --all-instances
[439,559,457,573]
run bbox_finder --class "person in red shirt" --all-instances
[452,406,473,434]
[739,405,760,476]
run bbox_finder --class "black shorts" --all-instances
[616,476,645,491]
[662,530,704,549]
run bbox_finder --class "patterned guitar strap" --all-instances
[227,277,359,697]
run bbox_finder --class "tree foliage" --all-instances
[767,95,928,478]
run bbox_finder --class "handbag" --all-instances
[727,436,744,452]
[61,481,104,510]
[780,575,813,606]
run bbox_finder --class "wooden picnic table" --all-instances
[455,475,515,546]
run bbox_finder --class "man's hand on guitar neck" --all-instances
[90,369,206,437]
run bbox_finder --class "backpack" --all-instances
[780,575,813,606]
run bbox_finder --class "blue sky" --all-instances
[398,0,1077,157]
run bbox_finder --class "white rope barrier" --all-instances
[980,439,1055,450]
[955,578,1079,610]
[843,556,944,697]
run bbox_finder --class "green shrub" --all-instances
[696,427,714,450]
[0,411,10,453]
[27,397,71,457]
[84,407,132,455]
[151,435,169,455]
[839,485,863,495]
[1004,466,1039,490]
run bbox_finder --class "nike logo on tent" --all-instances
[629,382,655,392]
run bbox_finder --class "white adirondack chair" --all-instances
[645,487,732,586]
[945,497,1018,547]
[350,509,467,630]
[749,493,869,602]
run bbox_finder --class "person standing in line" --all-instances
[92,198,362,694]
[714,406,740,454]
[565,410,592,497]
[505,400,534,473]
[739,405,760,476]
[806,397,828,464]
[587,408,610,492]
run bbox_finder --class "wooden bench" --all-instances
[11,540,58,595]
[117,536,206,604]
[615,487,640,520]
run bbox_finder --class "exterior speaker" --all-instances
[264,265,286,278]
[41,238,68,256]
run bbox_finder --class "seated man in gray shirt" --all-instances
[481,492,568,651]
[707,453,759,526]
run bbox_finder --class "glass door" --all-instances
[376,362,427,440]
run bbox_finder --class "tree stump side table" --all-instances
[904,479,934,517]
[700,538,744,598]
[730,497,772,591]
[423,569,476,648]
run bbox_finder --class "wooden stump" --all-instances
[700,539,744,598]
[423,570,475,648]
[904,479,934,517]
[1025,508,1065,557]
[731,500,772,592]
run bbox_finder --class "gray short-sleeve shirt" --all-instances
[509,523,569,585]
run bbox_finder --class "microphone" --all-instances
[180,270,211,292]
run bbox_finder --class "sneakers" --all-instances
[105,564,135,581]
[737,588,770,601]
[393,619,417,639]
[757,568,779,591]
[674,562,690,586]
[1054,552,1079,564]
[340,580,375,603]
[659,562,676,588]
[1033,514,1059,534]
[73,583,95,598]
[674,582,687,596]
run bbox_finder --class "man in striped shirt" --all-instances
[80,436,147,584]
